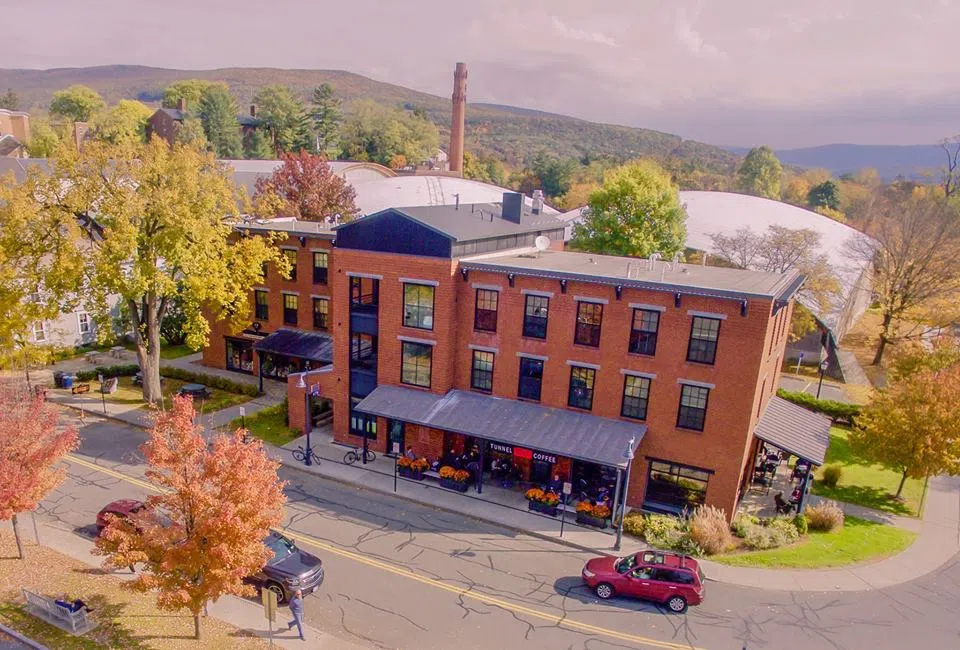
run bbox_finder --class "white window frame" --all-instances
[33,321,47,342]
[78,312,91,335]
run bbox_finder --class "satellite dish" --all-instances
[534,236,551,252]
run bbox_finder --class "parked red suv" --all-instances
[581,550,705,613]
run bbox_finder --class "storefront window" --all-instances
[643,460,710,515]
[259,353,302,380]
[226,339,254,374]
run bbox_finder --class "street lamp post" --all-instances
[98,374,106,414]
[614,436,636,552]
[296,374,313,466]
[816,358,829,399]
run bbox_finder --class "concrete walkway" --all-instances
[1,518,360,649]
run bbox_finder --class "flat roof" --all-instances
[460,249,802,301]
[235,217,335,238]
[379,203,566,243]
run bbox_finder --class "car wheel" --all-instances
[666,595,687,613]
[595,583,615,600]
[266,582,286,604]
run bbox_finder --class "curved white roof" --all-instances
[351,175,560,217]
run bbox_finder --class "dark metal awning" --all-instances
[354,386,645,468]
[755,396,831,466]
[253,328,333,364]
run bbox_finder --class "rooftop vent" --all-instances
[532,189,544,215]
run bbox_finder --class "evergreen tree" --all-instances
[311,83,342,157]
[198,86,243,159]
[253,85,312,155]
[0,89,19,111]
[244,128,274,160]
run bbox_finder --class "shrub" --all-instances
[731,514,759,538]
[622,511,645,538]
[743,524,786,550]
[75,364,140,381]
[792,513,808,535]
[769,517,801,544]
[688,506,734,555]
[806,501,845,531]
[643,514,690,551]
[821,465,843,489]
[776,388,860,424]
[159,367,259,397]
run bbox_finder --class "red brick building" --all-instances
[202,193,821,519]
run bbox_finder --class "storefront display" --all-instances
[260,352,304,380]
[225,338,254,374]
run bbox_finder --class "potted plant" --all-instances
[397,457,429,480]
[576,502,612,529]
[439,466,470,492]
[526,488,561,516]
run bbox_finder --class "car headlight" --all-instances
[582,569,595,578]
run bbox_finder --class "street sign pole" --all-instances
[261,588,277,648]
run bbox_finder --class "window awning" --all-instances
[755,396,831,466]
[253,328,333,364]
[354,386,646,468]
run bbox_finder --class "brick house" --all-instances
[202,193,825,519]
[145,100,266,150]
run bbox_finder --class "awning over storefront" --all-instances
[755,396,831,466]
[253,328,334,363]
[355,386,646,468]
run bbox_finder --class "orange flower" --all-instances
[525,488,545,501]
[438,466,457,479]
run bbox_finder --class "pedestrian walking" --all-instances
[287,589,305,641]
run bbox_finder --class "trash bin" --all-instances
[53,371,64,388]
[62,374,74,389]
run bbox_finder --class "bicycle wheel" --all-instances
[364,450,377,463]
[292,447,306,462]
[343,450,358,465]
[311,451,322,465]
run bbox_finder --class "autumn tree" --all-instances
[253,150,357,223]
[571,160,687,258]
[198,85,243,159]
[49,84,105,122]
[162,79,220,112]
[92,100,154,146]
[311,83,342,157]
[462,151,506,186]
[24,139,285,402]
[808,180,841,211]
[851,362,960,497]
[736,145,782,200]
[175,117,208,149]
[848,192,960,364]
[253,85,312,155]
[94,396,285,640]
[0,388,79,558]
[340,99,439,166]
[529,151,576,198]
[0,88,19,110]
[941,135,959,198]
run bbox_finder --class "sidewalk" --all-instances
[1,519,360,649]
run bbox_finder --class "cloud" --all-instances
[549,15,617,47]
[674,7,723,59]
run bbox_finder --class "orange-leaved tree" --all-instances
[94,395,286,640]
[850,362,960,497]
[252,150,357,224]
[0,387,79,558]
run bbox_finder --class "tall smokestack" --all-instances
[449,62,467,175]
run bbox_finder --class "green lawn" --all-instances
[93,376,251,414]
[159,344,195,359]
[713,516,917,569]
[228,402,299,446]
[0,603,106,649]
[813,426,925,516]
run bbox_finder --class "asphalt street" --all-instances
[34,413,960,650]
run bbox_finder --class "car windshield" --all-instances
[614,554,637,573]
[265,534,296,560]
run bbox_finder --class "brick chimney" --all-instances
[250,104,257,118]
[176,97,185,112]
[449,62,467,175]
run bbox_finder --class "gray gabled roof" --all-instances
[754,396,831,465]
[354,386,645,467]
[159,107,186,121]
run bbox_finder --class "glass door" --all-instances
[387,420,405,456]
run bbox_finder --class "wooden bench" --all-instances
[71,383,91,395]
[22,588,96,635]
[84,351,100,364]
[423,470,441,482]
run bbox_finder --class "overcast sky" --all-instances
[2,0,957,148]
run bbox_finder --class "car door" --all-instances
[650,568,679,604]
[626,567,657,600]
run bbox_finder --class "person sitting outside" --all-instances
[774,491,793,514]
[55,594,93,613]
[404,446,416,460]
[546,474,563,495]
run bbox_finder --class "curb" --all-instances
[0,623,49,650]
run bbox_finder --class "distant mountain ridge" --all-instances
[0,64,739,172]
[729,143,948,181]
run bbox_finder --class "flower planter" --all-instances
[398,467,425,481]
[440,478,469,492]
[527,501,559,517]
[576,512,610,529]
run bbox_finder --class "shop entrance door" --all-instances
[530,460,552,485]
[387,420,405,456]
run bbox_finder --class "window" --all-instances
[283,249,298,282]
[523,295,549,339]
[677,384,710,431]
[517,357,544,401]
[687,316,721,364]
[401,341,432,388]
[473,289,499,332]
[312,297,329,329]
[283,293,298,325]
[574,302,603,347]
[403,284,435,330]
[349,397,377,439]
[33,321,46,342]
[78,313,90,335]
[621,375,651,420]
[312,251,328,284]
[470,350,494,392]
[643,460,710,515]
[255,290,269,320]
[629,309,659,356]
[567,366,596,410]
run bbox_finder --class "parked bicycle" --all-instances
[292,445,321,465]
[343,447,376,465]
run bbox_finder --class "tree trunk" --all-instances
[194,614,201,640]
[896,470,908,498]
[12,514,24,559]
[872,312,893,365]
[132,295,164,404]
